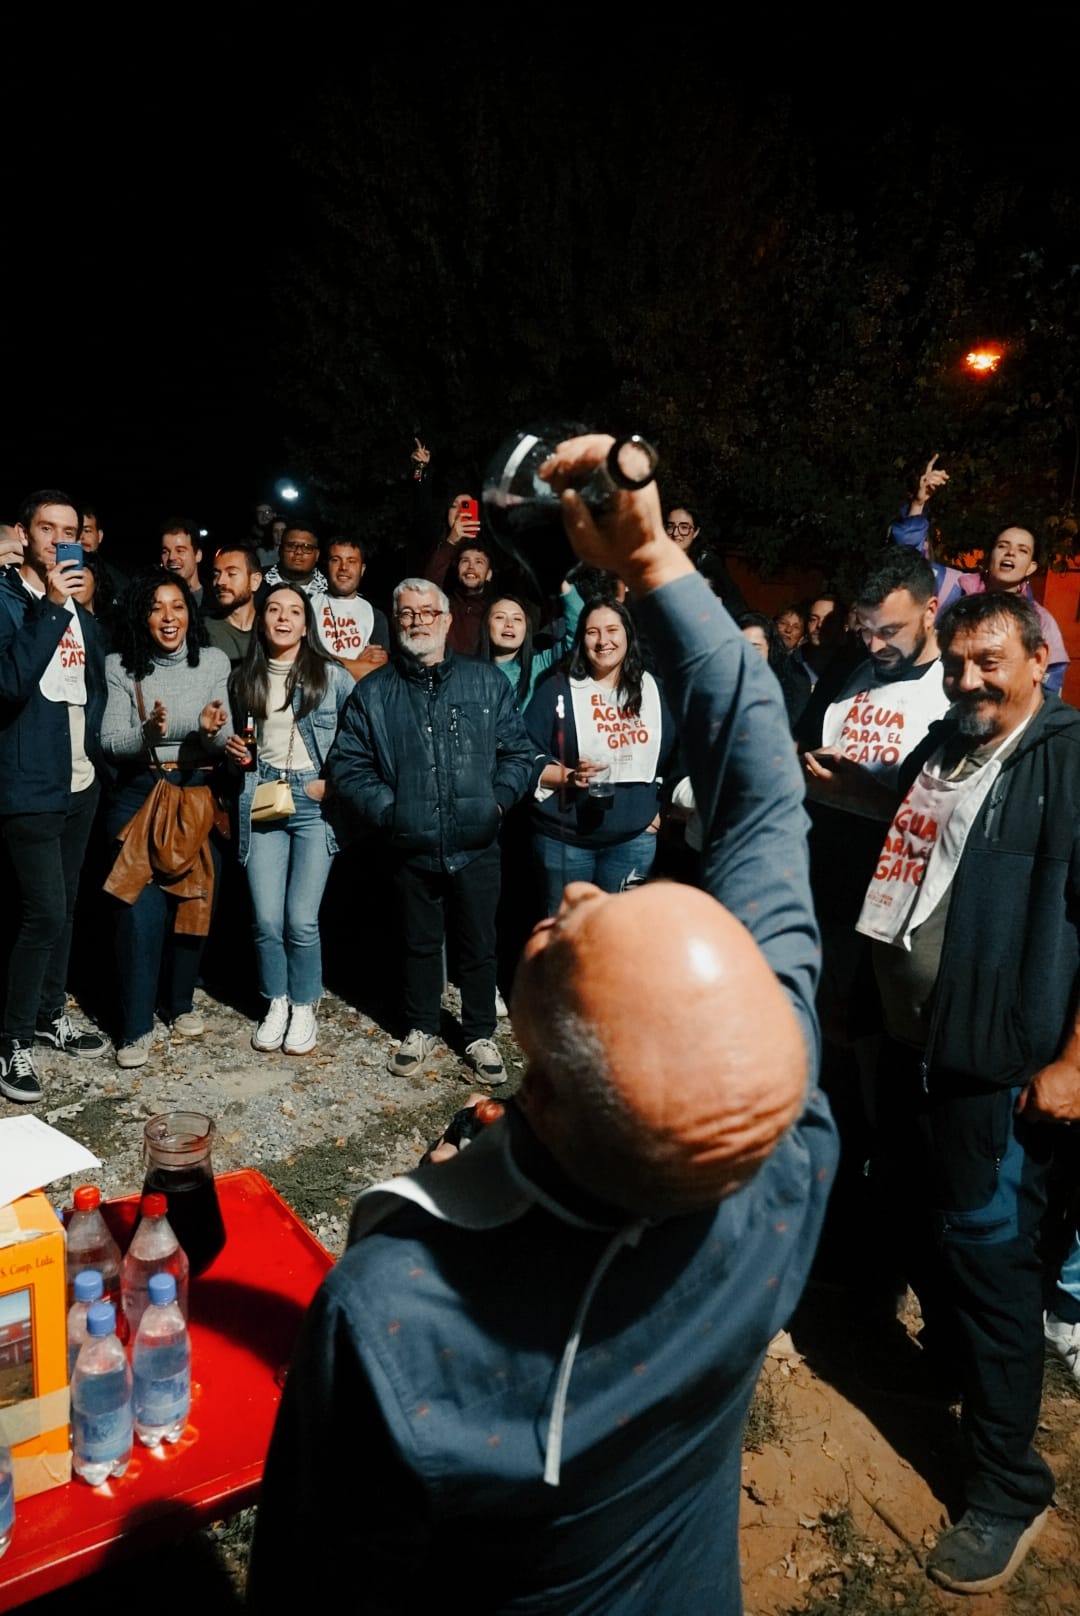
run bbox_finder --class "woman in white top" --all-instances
[226,585,352,1056]
[526,600,676,915]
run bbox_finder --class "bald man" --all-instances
[249,437,837,1615]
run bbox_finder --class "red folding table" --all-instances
[0,1168,333,1611]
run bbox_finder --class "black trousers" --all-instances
[0,781,101,1042]
[392,844,500,1046]
[873,1039,1055,1519]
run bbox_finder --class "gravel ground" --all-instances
[32,983,522,1252]
[8,982,521,1611]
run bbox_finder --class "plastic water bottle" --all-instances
[0,1445,13,1558]
[70,1301,133,1485]
[67,1268,105,1377]
[133,1273,191,1447]
[121,1194,189,1340]
[66,1185,122,1320]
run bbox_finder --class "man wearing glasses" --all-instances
[663,505,746,615]
[263,525,329,596]
[327,579,537,1083]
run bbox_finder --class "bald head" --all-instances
[512,882,807,1218]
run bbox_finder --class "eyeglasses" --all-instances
[664,520,694,537]
[283,540,318,554]
[395,607,443,626]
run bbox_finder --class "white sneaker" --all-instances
[116,1036,152,1070]
[464,1038,507,1084]
[283,1003,318,1055]
[252,996,290,1052]
[389,1029,439,1077]
[1045,1310,1080,1383]
[171,1011,204,1037]
[494,989,509,1019]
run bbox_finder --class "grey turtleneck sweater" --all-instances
[101,646,232,767]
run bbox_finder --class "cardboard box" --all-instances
[0,1192,71,1498]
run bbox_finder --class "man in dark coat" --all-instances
[327,576,537,1085]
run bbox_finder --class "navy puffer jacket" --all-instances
[326,651,539,872]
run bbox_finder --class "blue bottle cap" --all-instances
[147,1273,176,1307]
[86,1301,115,1336]
[74,1270,104,1303]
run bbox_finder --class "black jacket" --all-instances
[326,650,538,872]
[901,694,1080,1088]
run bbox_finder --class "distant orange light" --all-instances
[965,347,1002,374]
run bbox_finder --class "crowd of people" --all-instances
[3,439,1080,1601]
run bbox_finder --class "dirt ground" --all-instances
[10,983,1080,1613]
[741,1310,1080,1614]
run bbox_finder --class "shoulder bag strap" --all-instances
[134,679,167,779]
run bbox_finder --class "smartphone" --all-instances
[460,497,480,527]
[55,542,85,569]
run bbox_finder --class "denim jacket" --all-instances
[236,662,353,866]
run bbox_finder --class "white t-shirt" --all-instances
[820,658,950,788]
[309,594,375,661]
[23,579,94,792]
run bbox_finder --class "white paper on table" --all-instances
[0,1115,101,1218]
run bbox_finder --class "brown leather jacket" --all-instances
[104,778,216,935]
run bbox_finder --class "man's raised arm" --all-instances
[542,435,820,1072]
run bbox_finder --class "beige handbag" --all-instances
[251,779,295,823]
[250,718,297,823]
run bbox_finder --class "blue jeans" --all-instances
[1054,1233,1080,1323]
[534,829,657,916]
[245,767,334,1005]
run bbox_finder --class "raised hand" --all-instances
[911,453,949,513]
[45,557,85,606]
[540,434,692,598]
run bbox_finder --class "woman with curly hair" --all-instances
[525,600,677,913]
[225,584,352,1057]
[101,569,232,1068]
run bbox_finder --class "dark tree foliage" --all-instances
[269,47,1080,590]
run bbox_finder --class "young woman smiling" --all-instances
[478,581,583,709]
[101,569,232,1067]
[526,601,676,914]
[227,585,352,1057]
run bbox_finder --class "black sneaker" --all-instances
[927,1506,1049,1593]
[35,1010,110,1059]
[0,1042,43,1104]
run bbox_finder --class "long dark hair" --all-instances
[115,568,207,680]
[229,583,332,721]
[479,594,536,702]
[567,600,645,716]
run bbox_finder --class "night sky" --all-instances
[7,22,1078,574]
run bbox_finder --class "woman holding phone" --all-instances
[525,600,676,914]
